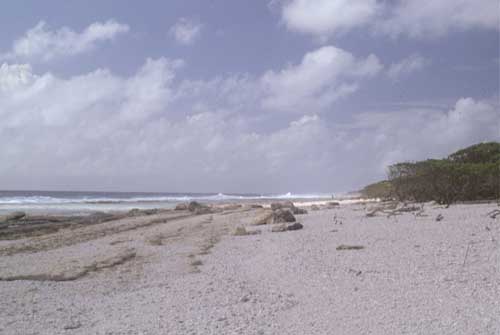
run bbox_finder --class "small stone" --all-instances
[63,321,82,330]
[436,214,444,222]
[336,244,364,251]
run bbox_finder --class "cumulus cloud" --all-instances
[0,58,497,192]
[281,0,379,40]
[170,18,202,45]
[277,0,499,40]
[0,20,129,62]
[379,0,500,38]
[261,46,383,112]
[387,54,429,80]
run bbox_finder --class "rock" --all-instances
[127,208,159,217]
[194,207,214,215]
[63,321,82,330]
[271,224,288,232]
[188,201,204,212]
[175,203,188,210]
[270,201,295,211]
[233,226,261,236]
[250,204,263,209]
[252,211,274,225]
[187,201,215,214]
[233,226,248,236]
[273,209,296,223]
[287,222,303,231]
[327,202,340,207]
[436,214,444,222]
[270,201,307,215]
[0,211,27,224]
[4,211,26,221]
[311,205,320,211]
[294,207,308,215]
[127,208,141,216]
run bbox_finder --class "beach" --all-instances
[0,200,499,334]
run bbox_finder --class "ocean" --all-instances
[0,190,335,215]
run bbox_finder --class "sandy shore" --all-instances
[0,201,499,334]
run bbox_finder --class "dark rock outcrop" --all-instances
[270,201,307,215]
[273,209,296,223]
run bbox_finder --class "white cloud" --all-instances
[170,18,202,45]
[261,46,383,112]
[387,54,429,80]
[281,0,379,40]
[1,20,129,62]
[351,98,500,172]
[277,0,499,40]
[379,0,499,38]
[1,58,497,192]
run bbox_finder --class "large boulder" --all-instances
[294,207,308,215]
[175,203,188,210]
[186,201,215,215]
[188,201,204,212]
[270,201,307,215]
[252,211,274,225]
[273,209,296,223]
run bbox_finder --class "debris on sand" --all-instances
[486,209,500,219]
[336,244,364,251]
[435,214,444,222]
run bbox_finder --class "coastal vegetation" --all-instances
[361,142,500,204]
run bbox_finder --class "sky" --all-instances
[0,0,499,194]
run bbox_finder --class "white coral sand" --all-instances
[0,202,498,334]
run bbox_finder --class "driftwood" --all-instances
[462,243,471,267]
[366,202,424,218]
[486,209,500,219]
